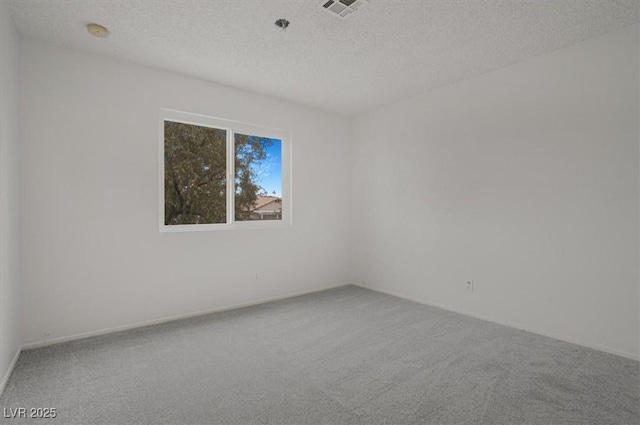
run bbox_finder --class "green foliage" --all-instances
[164,121,227,225]
[164,122,272,225]
[234,134,273,221]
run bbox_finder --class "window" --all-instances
[160,109,291,231]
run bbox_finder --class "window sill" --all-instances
[159,220,291,232]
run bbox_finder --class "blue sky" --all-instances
[253,139,282,197]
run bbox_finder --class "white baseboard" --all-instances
[0,346,21,395]
[22,283,349,351]
[353,283,640,362]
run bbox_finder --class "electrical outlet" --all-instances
[254,273,259,282]
[466,281,473,292]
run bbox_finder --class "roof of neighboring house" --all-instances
[251,196,281,211]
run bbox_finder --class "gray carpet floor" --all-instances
[1,285,638,425]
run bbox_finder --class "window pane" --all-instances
[164,121,227,225]
[234,134,282,221]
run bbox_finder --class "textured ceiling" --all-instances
[8,0,639,116]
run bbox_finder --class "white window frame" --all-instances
[159,108,292,232]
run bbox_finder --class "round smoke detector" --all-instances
[87,23,110,38]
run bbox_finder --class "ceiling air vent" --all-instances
[320,0,368,19]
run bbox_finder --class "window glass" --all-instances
[164,121,227,225]
[160,109,290,232]
[234,134,282,221]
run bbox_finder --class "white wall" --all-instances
[0,0,22,390]
[351,24,640,359]
[19,38,351,347]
